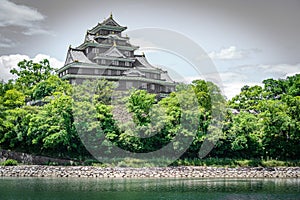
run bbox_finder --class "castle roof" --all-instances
[64,48,92,65]
[89,14,127,34]
[58,14,177,93]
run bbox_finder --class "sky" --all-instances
[0,0,299,99]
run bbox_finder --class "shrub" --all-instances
[1,159,18,166]
[83,159,100,166]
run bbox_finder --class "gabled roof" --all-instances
[134,56,158,70]
[161,71,174,82]
[89,14,127,34]
[102,14,121,27]
[100,45,126,58]
[123,68,146,77]
[64,47,92,65]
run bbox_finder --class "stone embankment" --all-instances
[0,149,76,165]
[1,166,299,178]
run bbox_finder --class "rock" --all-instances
[0,166,300,178]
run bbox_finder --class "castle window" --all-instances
[124,51,130,56]
[141,83,147,89]
[150,84,155,90]
[112,60,119,66]
[86,48,89,54]
[71,79,76,85]
[101,59,106,65]
[125,61,130,67]
[126,81,133,89]
[92,48,99,54]
[116,70,121,75]
[107,69,112,75]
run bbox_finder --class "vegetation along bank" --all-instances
[0,59,299,165]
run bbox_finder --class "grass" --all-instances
[172,158,300,167]
[91,157,175,168]
[2,156,297,168]
[83,157,300,168]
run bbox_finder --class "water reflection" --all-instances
[0,177,299,200]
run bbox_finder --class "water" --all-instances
[0,177,299,200]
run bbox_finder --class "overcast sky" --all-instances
[0,0,299,98]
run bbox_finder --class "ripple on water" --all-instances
[0,177,299,200]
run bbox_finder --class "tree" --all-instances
[0,103,6,144]
[263,78,287,99]
[72,79,116,104]
[257,100,295,159]
[226,112,262,158]
[32,75,71,100]
[2,89,25,109]
[72,79,118,158]
[10,59,54,97]
[0,80,14,96]
[191,80,211,112]
[230,85,263,110]
[286,74,300,96]
[127,89,156,126]
[0,106,37,151]
[27,93,84,157]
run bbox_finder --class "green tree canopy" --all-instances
[10,59,54,97]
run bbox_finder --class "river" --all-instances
[0,177,299,199]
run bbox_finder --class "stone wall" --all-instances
[1,166,299,178]
[0,149,76,165]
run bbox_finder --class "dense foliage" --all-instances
[0,59,299,162]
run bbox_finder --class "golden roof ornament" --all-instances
[113,40,117,46]
[110,12,113,19]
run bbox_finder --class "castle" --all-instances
[57,14,176,96]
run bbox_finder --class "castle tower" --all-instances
[57,14,176,95]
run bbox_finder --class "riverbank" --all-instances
[1,166,299,178]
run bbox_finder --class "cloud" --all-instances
[0,0,50,36]
[0,54,29,81]
[33,54,64,69]
[0,0,44,26]
[223,63,300,98]
[223,81,263,100]
[0,34,16,48]
[219,63,299,98]
[285,71,300,78]
[22,28,54,36]
[235,63,300,78]
[208,46,258,60]
[184,63,300,99]
[0,54,64,82]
